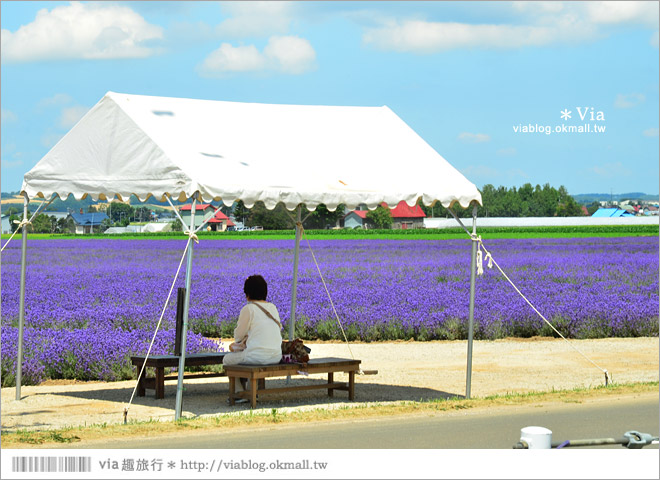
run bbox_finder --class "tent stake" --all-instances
[174,195,197,420]
[466,204,478,399]
[15,194,29,401]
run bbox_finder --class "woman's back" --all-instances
[240,302,282,363]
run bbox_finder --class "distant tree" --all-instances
[248,202,294,230]
[218,203,233,216]
[107,202,134,224]
[31,214,53,233]
[233,200,250,225]
[134,206,151,223]
[171,218,183,232]
[8,214,20,233]
[4,206,20,216]
[55,217,70,234]
[366,205,392,229]
[556,186,583,216]
[539,183,560,216]
[556,197,583,216]
[302,203,345,229]
[100,218,113,232]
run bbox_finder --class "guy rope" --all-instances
[447,208,611,386]
[1,195,54,252]
[297,221,378,376]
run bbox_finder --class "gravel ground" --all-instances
[2,337,658,432]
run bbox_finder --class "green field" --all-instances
[2,224,658,241]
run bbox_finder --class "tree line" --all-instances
[5,183,585,233]
[428,183,584,219]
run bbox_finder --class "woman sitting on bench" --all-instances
[224,275,283,395]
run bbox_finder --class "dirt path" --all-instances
[2,337,658,433]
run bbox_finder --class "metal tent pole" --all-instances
[465,204,478,399]
[175,195,197,420]
[15,195,29,400]
[289,205,302,342]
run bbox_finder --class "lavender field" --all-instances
[1,237,658,386]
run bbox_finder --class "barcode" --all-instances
[12,456,92,473]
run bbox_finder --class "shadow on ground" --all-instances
[39,377,464,419]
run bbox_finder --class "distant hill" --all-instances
[573,192,659,204]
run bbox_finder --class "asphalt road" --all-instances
[86,395,658,450]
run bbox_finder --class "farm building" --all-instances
[1,214,11,234]
[343,201,427,229]
[179,204,217,229]
[68,211,109,234]
[389,201,426,229]
[343,209,368,228]
[205,209,235,231]
[591,207,634,218]
[644,205,659,216]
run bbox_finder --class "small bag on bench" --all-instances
[281,339,311,364]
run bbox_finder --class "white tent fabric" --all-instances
[21,92,481,210]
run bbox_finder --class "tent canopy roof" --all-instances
[22,91,482,211]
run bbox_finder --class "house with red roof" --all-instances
[206,209,235,231]
[343,209,368,229]
[179,203,218,229]
[342,201,426,229]
[388,201,426,229]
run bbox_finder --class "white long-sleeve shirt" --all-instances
[233,301,282,364]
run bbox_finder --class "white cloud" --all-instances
[458,132,491,143]
[511,1,565,15]
[585,1,659,28]
[199,43,266,74]
[364,21,557,52]
[37,93,73,109]
[507,168,530,179]
[461,164,500,179]
[588,161,632,178]
[496,147,517,156]
[216,1,294,37]
[614,93,645,108]
[263,35,316,74]
[1,158,23,169]
[59,105,90,129]
[643,128,659,137]
[1,109,17,123]
[1,2,163,62]
[361,1,657,53]
[40,132,64,148]
[198,35,316,76]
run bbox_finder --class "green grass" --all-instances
[2,224,658,241]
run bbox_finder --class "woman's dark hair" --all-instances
[244,275,267,300]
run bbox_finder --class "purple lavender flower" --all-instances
[1,236,657,385]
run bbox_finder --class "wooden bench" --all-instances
[130,352,227,399]
[225,357,361,408]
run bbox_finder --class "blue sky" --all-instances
[1,1,658,195]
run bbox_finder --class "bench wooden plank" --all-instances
[130,352,227,399]
[224,357,360,408]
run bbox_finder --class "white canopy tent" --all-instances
[17,92,483,418]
